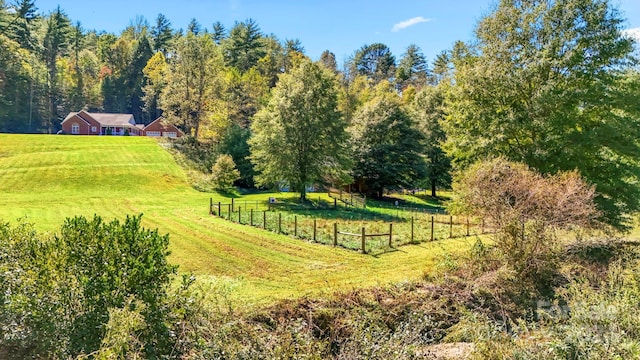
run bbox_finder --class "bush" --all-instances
[211,154,240,191]
[0,215,177,358]
[449,158,599,284]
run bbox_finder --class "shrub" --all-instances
[211,154,240,191]
[0,215,177,359]
[449,158,599,284]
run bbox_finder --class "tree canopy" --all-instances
[250,59,350,201]
[350,83,426,197]
[443,0,640,228]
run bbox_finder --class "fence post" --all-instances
[209,198,213,215]
[313,219,317,241]
[250,209,254,226]
[411,217,414,243]
[431,216,434,242]
[334,198,337,210]
[361,227,366,253]
[228,204,231,220]
[389,223,393,248]
[449,215,453,238]
[238,207,242,223]
[278,213,282,233]
[218,202,221,217]
[263,210,267,229]
[294,216,298,237]
[231,198,235,212]
[333,223,338,247]
[466,217,470,236]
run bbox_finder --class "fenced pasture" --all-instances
[0,134,481,305]
[210,197,486,254]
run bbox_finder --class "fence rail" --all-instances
[209,198,488,254]
[328,188,366,208]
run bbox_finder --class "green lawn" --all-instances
[0,134,475,306]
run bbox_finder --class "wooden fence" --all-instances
[328,188,366,208]
[209,198,487,254]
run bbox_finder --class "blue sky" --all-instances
[33,0,640,65]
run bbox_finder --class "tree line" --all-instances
[1,0,640,229]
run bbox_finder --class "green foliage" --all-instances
[0,214,177,358]
[350,83,426,197]
[160,31,224,140]
[216,123,255,187]
[42,6,72,132]
[125,36,153,123]
[319,50,337,72]
[410,85,452,197]
[352,43,396,84]
[142,51,168,121]
[250,58,351,201]
[469,254,640,359]
[396,44,428,90]
[150,13,173,54]
[211,154,240,191]
[223,18,266,72]
[443,0,640,229]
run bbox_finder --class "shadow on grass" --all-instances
[278,202,400,222]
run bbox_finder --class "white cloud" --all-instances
[622,27,640,43]
[392,16,432,32]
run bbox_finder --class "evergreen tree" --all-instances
[396,44,428,90]
[350,83,426,197]
[151,13,172,54]
[212,21,226,44]
[7,0,38,50]
[42,6,71,133]
[223,18,265,72]
[319,50,337,73]
[411,85,451,197]
[352,43,396,84]
[125,36,153,122]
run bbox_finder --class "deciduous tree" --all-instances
[160,32,224,139]
[444,0,640,229]
[250,59,350,201]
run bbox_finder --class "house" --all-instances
[142,117,184,138]
[61,111,183,138]
[62,111,143,136]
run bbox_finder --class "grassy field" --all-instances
[0,134,476,306]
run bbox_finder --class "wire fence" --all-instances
[209,198,488,255]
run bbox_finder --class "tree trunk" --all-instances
[431,179,437,198]
[300,186,306,202]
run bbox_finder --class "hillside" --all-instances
[0,134,473,305]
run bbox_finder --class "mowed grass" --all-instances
[0,134,475,306]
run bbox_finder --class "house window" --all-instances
[71,123,79,134]
[146,131,161,137]
[91,126,97,132]
[163,132,177,138]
